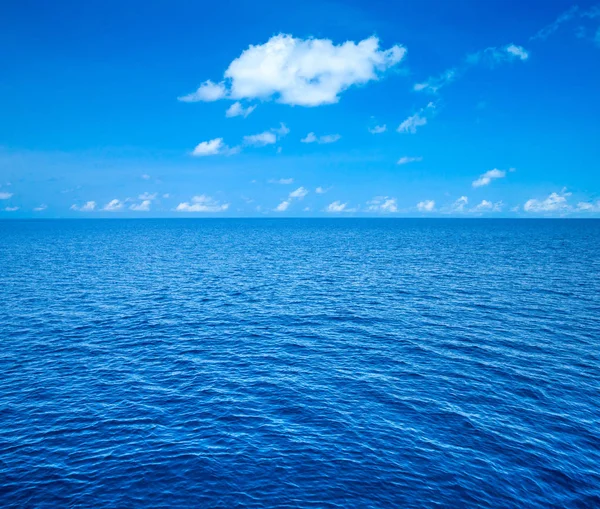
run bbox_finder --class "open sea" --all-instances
[1,218,599,508]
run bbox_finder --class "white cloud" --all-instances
[413,68,458,94]
[4,206,19,212]
[368,124,387,134]
[139,192,157,200]
[289,186,308,199]
[472,168,506,188]
[577,201,600,212]
[505,44,529,60]
[417,200,435,212]
[180,35,406,107]
[275,200,290,212]
[0,192,13,199]
[326,201,350,213]
[176,195,230,212]
[315,186,328,194]
[524,190,571,213]
[472,199,503,212]
[244,131,277,146]
[451,196,469,212]
[397,156,423,165]
[71,201,97,212]
[103,199,123,211]
[33,204,47,212]
[130,200,151,211]
[244,123,289,146]
[178,80,227,102]
[162,193,170,199]
[366,196,398,213]
[142,174,151,180]
[269,178,294,184]
[468,44,530,66]
[192,138,227,156]
[301,132,341,144]
[225,101,256,118]
[397,102,436,133]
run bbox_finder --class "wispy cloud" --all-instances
[178,35,406,107]
[225,102,256,118]
[274,186,308,212]
[244,123,290,147]
[33,204,47,212]
[472,199,503,212]
[4,206,19,212]
[0,192,13,199]
[397,156,423,165]
[70,201,97,212]
[397,102,436,134]
[301,132,341,144]
[315,186,329,194]
[368,124,387,134]
[139,192,157,200]
[472,168,506,188]
[269,178,294,184]
[577,200,600,212]
[289,187,308,199]
[176,195,229,212]
[531,6,580,41]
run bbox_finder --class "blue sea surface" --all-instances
[1,219,599,508]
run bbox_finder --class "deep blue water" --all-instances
[1,219,599,508]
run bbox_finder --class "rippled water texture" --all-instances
[1,219,599,508]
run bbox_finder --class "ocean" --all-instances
[1,219,599,508]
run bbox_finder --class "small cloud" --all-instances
[225,101,256,118]
[289,186,308,199]
[471,199,503,212]
[524,189,571,213]
[417,200,435,212]
[244,131,277,146]
[162,193,170,199]
[269,178,294,184]
[192,138,227,156]
[315,186,329,194]
[368,124,387,134]
[397,102,436,134]
[0,192,13,199]
[397,156,423,165]
[505,44,529,60]
[130,200,151,212]
[178,80,227,102]
[4,206,19,212]
[326,201,350,213]
[71,201,97,212]
[103,199,123,211]
[450,196,468,212]
[366,196,398,213]
[472,168,506,188]
[175,195,229,212]
[275,200,290,212]
[139,192,157,200]
[301,132,341,144]
[33,204,47,212]
[244,123,289,147]
[277,147,283,154]
[413,68,458,94]
[142,174,151,180]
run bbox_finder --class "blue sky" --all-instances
[1,0,599,217]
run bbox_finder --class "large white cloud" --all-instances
[179,34,406,107]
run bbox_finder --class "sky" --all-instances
[1,0,599,217]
